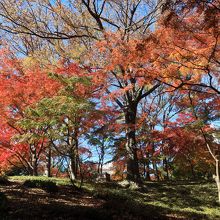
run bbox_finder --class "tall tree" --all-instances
[0,49,60,175]
[90,33,162,182]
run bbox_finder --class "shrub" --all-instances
[23,179,38,188]
[23,179,58,193]
[0,176,10,185]
[40,181,58,193]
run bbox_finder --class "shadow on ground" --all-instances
[0,180,216,220]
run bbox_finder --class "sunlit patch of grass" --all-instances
[81,180,220,219]
[8,175,71,186]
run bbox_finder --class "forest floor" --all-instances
[0,176,220,220]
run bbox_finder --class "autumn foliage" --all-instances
[0,1,218,196]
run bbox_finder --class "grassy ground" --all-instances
[0,176,219,219]
[8,175,72,186]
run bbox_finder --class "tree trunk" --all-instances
[163,157,169,180]
[100,161,103,175]
[68,156,76,181]
[190,162,196,180]
[45,146,51,177]
[68,126,79,180]
[146,162,151,181]
[97,161,100,174]
[68,145,76,181]
[143,161,146,178]
[125,105,140,183]
[74,139,79,179]
[145,154,151,181]
[30,145,38,176]
[69,145,79,181]
[100,144,105,175]
[214,159,220,203]
[153,160,159,181]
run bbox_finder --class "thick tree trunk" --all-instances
[68,126,79,180]
[125,105,140,183]
[32,163,38,176]
[69,149,78,181]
